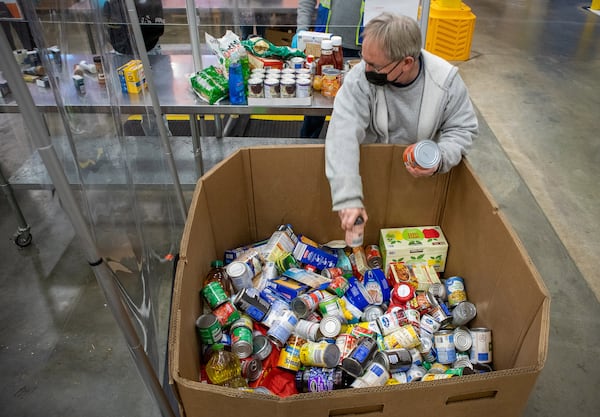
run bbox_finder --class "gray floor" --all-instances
[1,1,599,416]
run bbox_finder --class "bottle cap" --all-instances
[321,39,333,50]
[331,36,342,46]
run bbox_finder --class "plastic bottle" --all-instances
[204,260,234,297]
[205,343,248,387]
[305,55,316,75]
[331,35,344,70]
[316,39,335,76]
[228,61,247,105]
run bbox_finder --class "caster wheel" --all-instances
[15,232,32,248]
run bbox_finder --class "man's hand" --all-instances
[339,208,368,247]
[405,162,439,178]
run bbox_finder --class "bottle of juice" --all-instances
[204,260,234,297]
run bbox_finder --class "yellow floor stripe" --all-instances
[127,114,331,122]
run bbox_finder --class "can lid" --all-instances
[319,316,342,338]
[226,261,248,278]
[414,140,442,169]
[253,335,273,360]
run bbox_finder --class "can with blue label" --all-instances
[344,276,373,311]
[445,276,467,307]
[341,336,378,377]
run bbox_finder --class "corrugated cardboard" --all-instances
[169,145,550,417]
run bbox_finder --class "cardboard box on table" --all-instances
[169,145,550,417]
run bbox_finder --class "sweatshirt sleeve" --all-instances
[297,0,317,32]
[436,72,479,173]
[325,65,373,211]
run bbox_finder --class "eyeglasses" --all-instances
[359,51,398,73]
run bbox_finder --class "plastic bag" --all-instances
[189,66,228,104]
[242,36,306,60]
[205,30,250,80]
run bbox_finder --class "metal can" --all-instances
[376,309,408,336]
[361,304,385,322]
[445,276,468,307]
[248,77,264,98]
[364,245,383,269]
[418,336,437,363]
[326,274,349,297]
[241,357,263,381]
[452,301,477,326]
[391,283,415,305]
[428,282,447,301]
[403,140,441,171]
[383,324,421,350]
[295,367,347,392]
[234,287,271,322]
[261,299,290,328]
[321,267,343,279]
[469,327,493,364]
[231,324,254,359]
[453,326,473,352]
[353,360,389,387]
[264,77,280,98]
[341,336,378,377]
[434,330,457,364]
[428,304,453,328]
[300,341,341,368]
[252,334,273,361]
[406,364,427,382]
[201,281,230,309]
[277,335,307,371]
[374,348,412,373]
[420,313,441,335]
[428,362,450,374]
[319,315,342,338]
[267,309,298,348]
[295,319,321,341]
[291,290,325,318]
[195,313,222,345]
[280,77,296,98]
[226,261,254,292]
[295,77,312,98]
[403,308,421,330]
[318,293,344,318]
[335,333,358,364]
[212,301,241,328]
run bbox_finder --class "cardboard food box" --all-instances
[380,226,449,272]
[169,145,550,417]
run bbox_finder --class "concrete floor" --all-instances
[1,1,599,416]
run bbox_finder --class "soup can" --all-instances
[470,327,493,364]
[295,319,321,341]
[267,309,298,348]
[434,330,457,364]
[403,140,441,171]
[445,276,468,307]
[341,336,378,377]
[195,313,223,345]
[277,335,307,371]
[300,341,341,368]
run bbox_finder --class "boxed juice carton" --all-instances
[380,226,449,273]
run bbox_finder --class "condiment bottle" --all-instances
[316,39,335,76]
[331,35,344,70]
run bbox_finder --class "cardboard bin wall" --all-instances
[169,145,550,417]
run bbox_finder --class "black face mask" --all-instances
[365,60,403,86]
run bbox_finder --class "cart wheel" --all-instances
[15,232,33,248]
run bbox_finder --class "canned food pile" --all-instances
[196,224,493,396]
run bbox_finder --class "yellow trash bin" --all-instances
[425,1,476,61]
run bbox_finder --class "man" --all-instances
[296,0,364,138]
[325,13,478,245]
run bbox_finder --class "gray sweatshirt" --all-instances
[325,50,479,211]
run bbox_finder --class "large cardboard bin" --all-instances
[169,145,550,417]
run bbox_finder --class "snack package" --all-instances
[189,66,228,104]
[242,36,306,60]
[205,30,250,80]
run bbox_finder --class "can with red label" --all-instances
[364,245,383,269]
[212,301,241,328]
[335,333,358,364]
[326,274,349,297]
[391,283,415,305]
[376,309,408,336]
[291,290,325,318]
[321,267,343,279]
[403,140,441,171]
